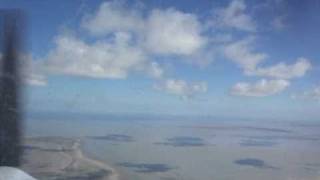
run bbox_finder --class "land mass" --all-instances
[21,137,119,180]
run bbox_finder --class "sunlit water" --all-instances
[25,115,320,180]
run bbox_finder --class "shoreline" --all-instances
[73,139,120,180]
[22,136,120,180]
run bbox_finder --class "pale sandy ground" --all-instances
[21,137,119,180]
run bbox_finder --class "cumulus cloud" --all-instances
[45,32,147,79]
[35,0,209,97]
[217,0,256,32]
[231,79,290,97]
[154,79,207,98]
[292,86,320,101]
[253,57,312,79]
[225,38,312,80]
[82,1,206,57]
[4,0,208,92]
[145,8,205,55]
[81,1,144,35]
[19,0,312,101]
[224,37,267,73]
[226,38,311,97]
[49,0,207,87]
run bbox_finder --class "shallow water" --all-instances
[25,116,320,180]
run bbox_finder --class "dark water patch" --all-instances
[155,136,207,147]
[304,163,320,172]
[51,169,111,180]
[87,134,134,143]
[234,158,278,169]
[304,167,318,172]
[160,177,177,180]
[239,139,277,147]
[306,163,320,167]
[305,163,320,170]
[117,162,175,173]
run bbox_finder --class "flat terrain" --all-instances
[21,137,119,180]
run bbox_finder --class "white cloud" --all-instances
[231,79,290,97]
[253,57,312,79]
[33,0,212,96]
[224,37,312,80]
[292,86,320,101]
[154,79,207,98]
[45,32,147,79]
[37,0,212,90]
[224,37,267,73]
[217,0,256,32]
[145,8,205,55]
[82,1,206,57]
[225,37,310,98]
[82,1,144,35]
[19,0,313,99]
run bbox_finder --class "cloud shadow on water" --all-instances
[306,163,320,167]
[234,158,278,170]
[87,134,134,143]
[155,136,207,147]
[117,162,175,173]
[304,163,320,172]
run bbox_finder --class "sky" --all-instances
[1,0,320,121]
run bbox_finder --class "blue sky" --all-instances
[1,0,320,121]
